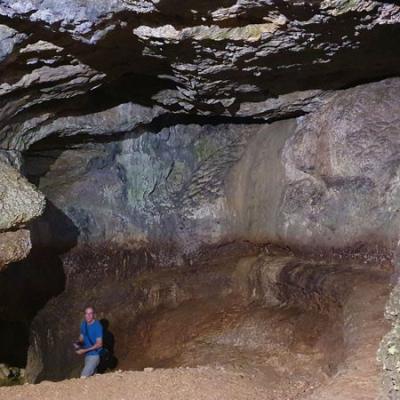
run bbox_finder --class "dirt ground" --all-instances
[0,262,391,400]
[0,367,272,400]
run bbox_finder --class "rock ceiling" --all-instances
[0,0,399,152]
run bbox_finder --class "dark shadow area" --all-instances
[0,248,65,367]
[0,200,79,367]
[146,112,268,133]
[97,318,118,373]
[0,321,29,367]
[23,148,63,187]
[29,200,80,253]
[18,111,270,154]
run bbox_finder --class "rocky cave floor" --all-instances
[0,251,392,400]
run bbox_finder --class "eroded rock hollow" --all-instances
[0,1,400,399]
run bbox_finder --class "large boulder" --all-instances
[277,78,400,254]
[0,230,32,270]
[0,161,45,269]
[0,161,45,232]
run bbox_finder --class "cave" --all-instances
[1,1,400,399]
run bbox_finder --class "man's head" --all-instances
[84,306,95,324]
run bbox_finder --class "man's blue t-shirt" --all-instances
[80,320,103,356]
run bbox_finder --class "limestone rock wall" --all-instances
[24,79,400,260]
[0,0,399,153]
[0,161,45,269]
[278,78,400,253]
[0,0,399,393]
[21,78,400,386]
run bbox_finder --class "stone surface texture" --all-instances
[0,161,44,232]
[0,161,44,269]
[279,78,400,252]
[20,79,400,392]
[23,79,400,257]
[0,0,399,397]
[0,0,399,151]
[0,230,32,271]
[0,162,45,270]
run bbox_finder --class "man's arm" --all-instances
[76,338,102,355]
